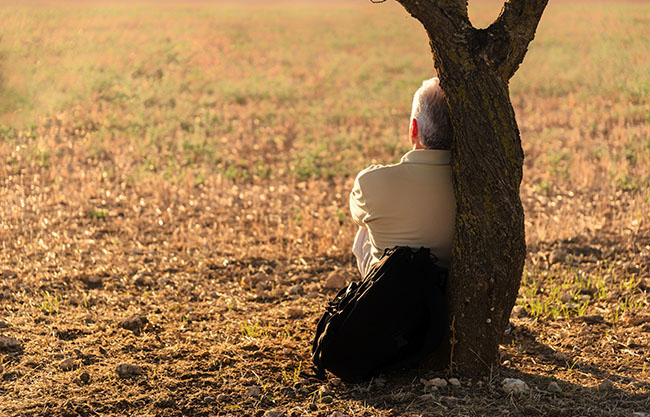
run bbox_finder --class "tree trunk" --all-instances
[392,0,549,375]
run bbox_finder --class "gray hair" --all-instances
[410,77,452,150]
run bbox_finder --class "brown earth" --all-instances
[0,145,648,416]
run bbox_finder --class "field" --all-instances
[0,0,649,416]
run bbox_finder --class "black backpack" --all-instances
[311,246,447,382]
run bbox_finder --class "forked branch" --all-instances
[394,0,470,52]
[393,0,548,81]
[476,0,549,80]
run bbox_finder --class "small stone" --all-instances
[502,378,529,394]
[244,272,269,288]
[309,403,318,411]
[298,387,309,395]
[319,385,333,396]
[119,315,148,333]
[547,381,562,393]
[286,308,304,319]
[560,293,573,303]
[598,379,614,392]
[578,294,592,302]
[263,410,285,417]
[371,377,386,389]
[324,271,346,289]
[216,394,227,402]
[1,270,17,279]
[0,336,21,351]
[429,378,447,388]
[204,396,215,403]
[449,378,461,387]
[625,263,640,274]
[0,320,9,328]
[578,287,594,296]
[574,314,604,324]
[255,286,270,299]
[511,305,526,318]
[630,316,650,326]
[294,382,309,394]
[320,395,334,404]
[287,284,303,295]
[60,358,75,371]
[549,250,566,264]
[306,292,319,299]
[80,372,90,383]
[247,385,262,398]
[115,363,142,378]
[84,275,103,287]
[133,274,153,287]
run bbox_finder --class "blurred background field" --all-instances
[0,1,649,416]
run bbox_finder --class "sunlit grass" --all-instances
[1,2,648,198]
[519,262,648,322]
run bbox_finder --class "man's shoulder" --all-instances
[355,161,402,184]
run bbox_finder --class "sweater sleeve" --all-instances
[350,170,370,227]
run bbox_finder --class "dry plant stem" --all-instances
[394,0,549,375]
[448,315,457,377]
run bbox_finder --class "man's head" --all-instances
[409,77,452,150]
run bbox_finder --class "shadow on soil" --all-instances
[340,322,650,417]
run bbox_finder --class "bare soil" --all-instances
[0,163,648,416]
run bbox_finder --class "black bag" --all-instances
[311,246,447,382]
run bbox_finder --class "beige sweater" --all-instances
[350,149,456,270]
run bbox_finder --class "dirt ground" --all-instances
[0,160,648,416]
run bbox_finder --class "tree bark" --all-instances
[393,0,548,375]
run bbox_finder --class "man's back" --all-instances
[350,149,456,271]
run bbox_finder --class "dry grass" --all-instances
[0,1,648,416]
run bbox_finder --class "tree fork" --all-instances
[392,0,548,374]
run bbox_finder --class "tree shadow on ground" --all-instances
[328,309,650,417]
[339,363,649,417]
[505,322,650,390]
[337,319,650,417]
[529,230,649,276]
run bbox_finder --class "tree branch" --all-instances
[477,0,549,81]
[394,0,471,48]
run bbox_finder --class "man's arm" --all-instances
[349,171,371,227]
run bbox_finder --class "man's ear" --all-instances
[410,118,418,140]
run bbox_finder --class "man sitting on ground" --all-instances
[350,77,456,277]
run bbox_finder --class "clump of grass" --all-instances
[39,291,60,315]
[90,208,106,219]
[241,321,261,338]
[281,360,302,384]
